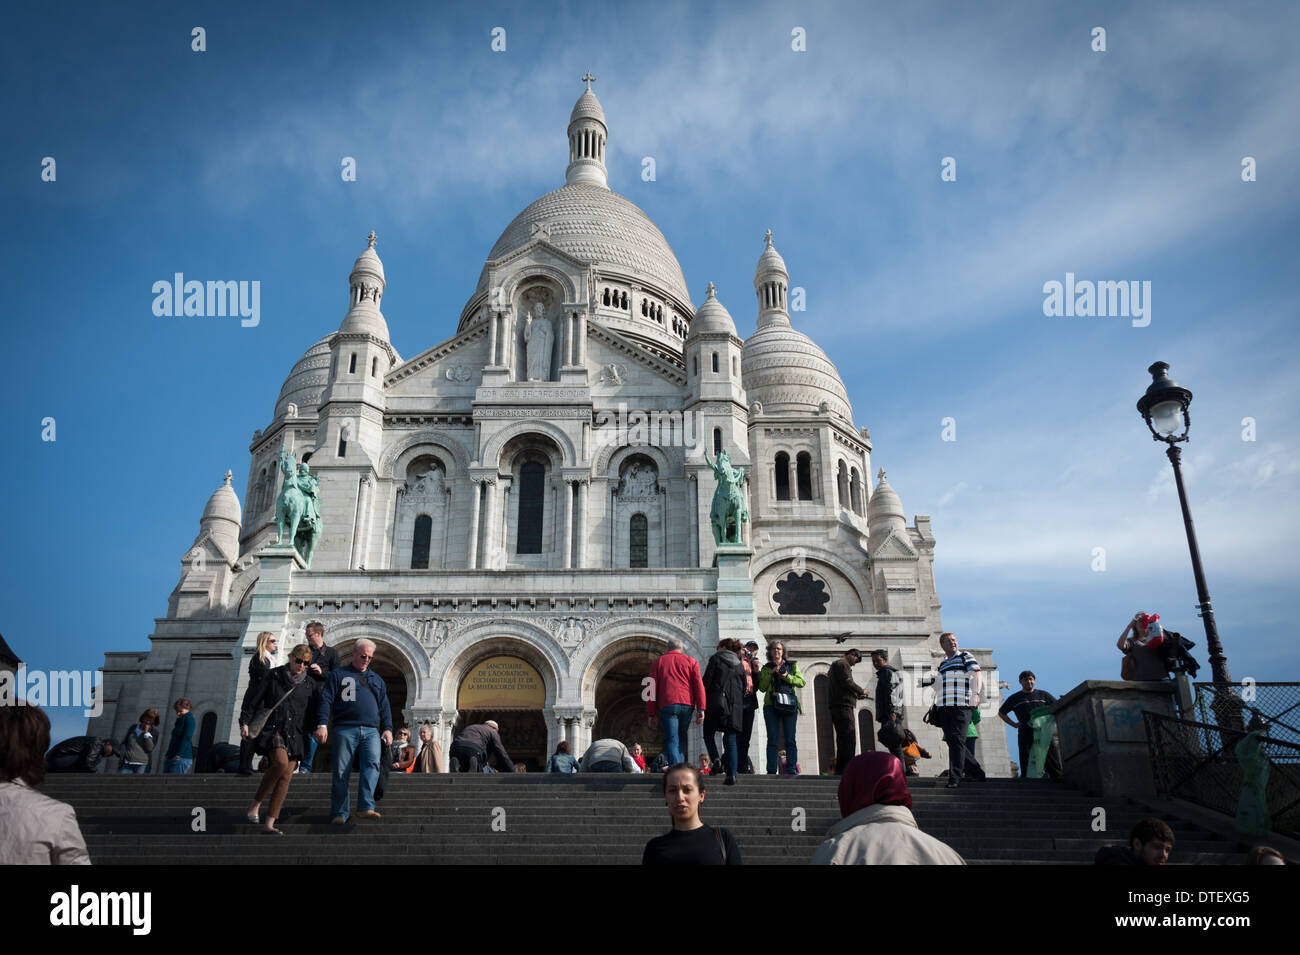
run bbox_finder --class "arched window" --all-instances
[713,428,722,456]
[517,461,545,554]
[603,288,611,306]
[711,352,719,373]
[731,355,737,376]
[197,712,218,770]
[620,291,628,310]
[371,357,378,377]
[337,432,347,458]
[837,461,850,509]
[796,451,814,500]
[411,514,433,569]
[629,513,648,568]
[349,352,357,374]
[775,452,791,501]
[850,467,864,515]
[692,355,698,377]
[641,299,648,316]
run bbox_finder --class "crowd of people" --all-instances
[10,618,1290,866]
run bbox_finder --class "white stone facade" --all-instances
[89,81,1008,778]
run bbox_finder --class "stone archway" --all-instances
[441,635,560,772]
[584,636,673,762]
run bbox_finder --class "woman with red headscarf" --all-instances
[810,753,965,865]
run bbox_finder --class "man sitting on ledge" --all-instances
[580,738,639,773]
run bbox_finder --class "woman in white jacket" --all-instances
[811,752,965,865]
[0,705,91,865]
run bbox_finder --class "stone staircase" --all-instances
[41,774,1246,865]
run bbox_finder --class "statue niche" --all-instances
[522,301,554,382]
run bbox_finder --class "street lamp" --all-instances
[1136,361,1232,689]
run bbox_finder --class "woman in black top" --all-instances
[238,631,278,775]
[239,644,314,834]
[642,765,742,865]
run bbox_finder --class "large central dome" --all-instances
[475,183,691,305]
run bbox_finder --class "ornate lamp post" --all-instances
[1135,362,1232,689]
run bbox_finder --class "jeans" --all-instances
[448,741,485,773]
[301,734,320,773]
[657,703,695,767]
[586,760,623,773]
[119,763,148,774]
[331,725,381,819]
[164,758,193,774]
[739,703,757,772]
[763,706,798,774]
[703,717,738,778]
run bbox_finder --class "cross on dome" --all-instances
[764,229,774,246]
[582,71,596,90]
[366,230,377,249]
[223,469,233,486]
[706,281,716,298]
[877,468,887,482]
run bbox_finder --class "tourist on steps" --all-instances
[1,705,91,864]
[919,632,986,789]
[642,765,742,865]
[413,724,445,773]
[315,637,393,823]
[239,631,278,775]
[810,753,965,865]
[449,720,514,773]
[546,740,579,774]
[646,638,707,768]
[758,641,805,775]
[702,637,745,786]
[118,709,159,774]
[240,644,316,834]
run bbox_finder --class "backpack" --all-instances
[884,666,905,713]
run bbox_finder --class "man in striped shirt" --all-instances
[922,632,987,788]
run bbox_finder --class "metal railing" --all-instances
[1192,682,1300,748]
[1144,710,1300,838]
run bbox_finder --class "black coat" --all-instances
[45,736,110,773]
[307,644,340,687]
[703,650,745,734]
[239,665,315,761]
[248,652,271,688]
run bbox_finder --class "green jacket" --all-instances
[758,661,807,713]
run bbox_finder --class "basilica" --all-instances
[90,79,1007,775]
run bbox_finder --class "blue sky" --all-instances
[2,0,1297,751]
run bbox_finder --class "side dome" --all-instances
[275,336,332,419]
[741,324,854,421]
[201,471,242,527]
[475,184,692,306]
[688,282,736,338]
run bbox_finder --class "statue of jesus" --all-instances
[523,302,554,381]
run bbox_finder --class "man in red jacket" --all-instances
[646,638,707,768]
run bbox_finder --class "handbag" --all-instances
[770,664,798,714]
[247,684,297,738]
[922,705,940,726]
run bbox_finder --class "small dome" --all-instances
[688,282,736,337]
[340,231,390,340]
[201,471,242,527]
[742,324,853,421]
[350,245,385,284]
[570,88,606,127]
[275,335,332,419]
[754,229,788,280]
[868,469,906,536]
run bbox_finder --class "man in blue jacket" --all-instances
[314,638,393,823]
[164,698,196,774]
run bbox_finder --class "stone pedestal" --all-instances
[713,545,758,651]
[225,544,303,743]
[1053,679,1178,797]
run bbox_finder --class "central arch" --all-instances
[441,633,561,773]
[582,634,676,762]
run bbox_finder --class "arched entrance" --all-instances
[589,642,666,761]
[453,653,548,772]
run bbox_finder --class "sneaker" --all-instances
[945,781,959,789]
[331,816,348,824]
[356,809,382,821]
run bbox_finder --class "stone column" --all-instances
[488,310,499,366]
[482,478,499,568]
[688,474,699,567]
[467,480,482,569]
[575,479,588,567]
[561,480,574,568]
